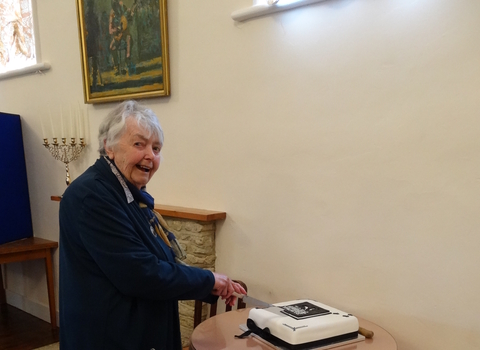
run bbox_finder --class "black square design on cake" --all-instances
[280,301,331,320]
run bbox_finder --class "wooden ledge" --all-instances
[51,196,226,222]
[154,204,226,222]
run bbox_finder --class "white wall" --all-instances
[1,1,479,349]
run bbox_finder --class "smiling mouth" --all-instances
[136,165,151,173]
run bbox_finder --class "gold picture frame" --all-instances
[76,0,170,104]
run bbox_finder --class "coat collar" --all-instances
[98,156,156,207]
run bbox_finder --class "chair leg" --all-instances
[44,250,57,329]
[193,300,203,328]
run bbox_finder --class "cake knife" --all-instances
[233,292,273,308]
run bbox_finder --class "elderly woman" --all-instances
[59,100,245,350]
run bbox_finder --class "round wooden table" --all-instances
[189,308,397,350]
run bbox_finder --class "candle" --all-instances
[61,107,65,138]
[78,103,84,138]
[76,107,81,139]
[85,107,90,144]
[69,105,74,139]
[41,115,46,140]
[64,106,70,139]
[49,108,55,138]
[71,105,77,140]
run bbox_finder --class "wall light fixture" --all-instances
[232,0,328,22]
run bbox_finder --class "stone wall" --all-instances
[163,217,216,348]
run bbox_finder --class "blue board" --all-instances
[0,112,33,245]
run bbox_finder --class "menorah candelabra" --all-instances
[43,137,86,185]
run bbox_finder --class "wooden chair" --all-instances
[183,280,248,349]
[193,280,248,328]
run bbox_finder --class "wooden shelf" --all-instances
[154,204,226,222]
[51,196,226,222]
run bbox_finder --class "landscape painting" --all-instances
[76,0,170,104]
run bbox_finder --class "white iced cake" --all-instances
[246,299,359,349]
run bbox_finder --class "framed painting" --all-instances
[76,0,170,104]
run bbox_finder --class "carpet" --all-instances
[33,343,59,350]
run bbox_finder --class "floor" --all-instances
[0,304,59,350]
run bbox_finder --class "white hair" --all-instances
[98,100,164,156]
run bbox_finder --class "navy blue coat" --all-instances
[59,157,216,350]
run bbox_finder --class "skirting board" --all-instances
[5,289,59,325]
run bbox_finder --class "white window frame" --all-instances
[232,0,328,22]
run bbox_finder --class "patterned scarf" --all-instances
[104,156,187,264]
[136,189,187,264]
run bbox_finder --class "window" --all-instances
[0,0,36,72]
[0,0,49,79]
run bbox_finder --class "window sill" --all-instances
[0,62,51,81]
[231,0,328,22]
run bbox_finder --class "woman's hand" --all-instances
[212,273,247,306]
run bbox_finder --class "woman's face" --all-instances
[106,118,161,189]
